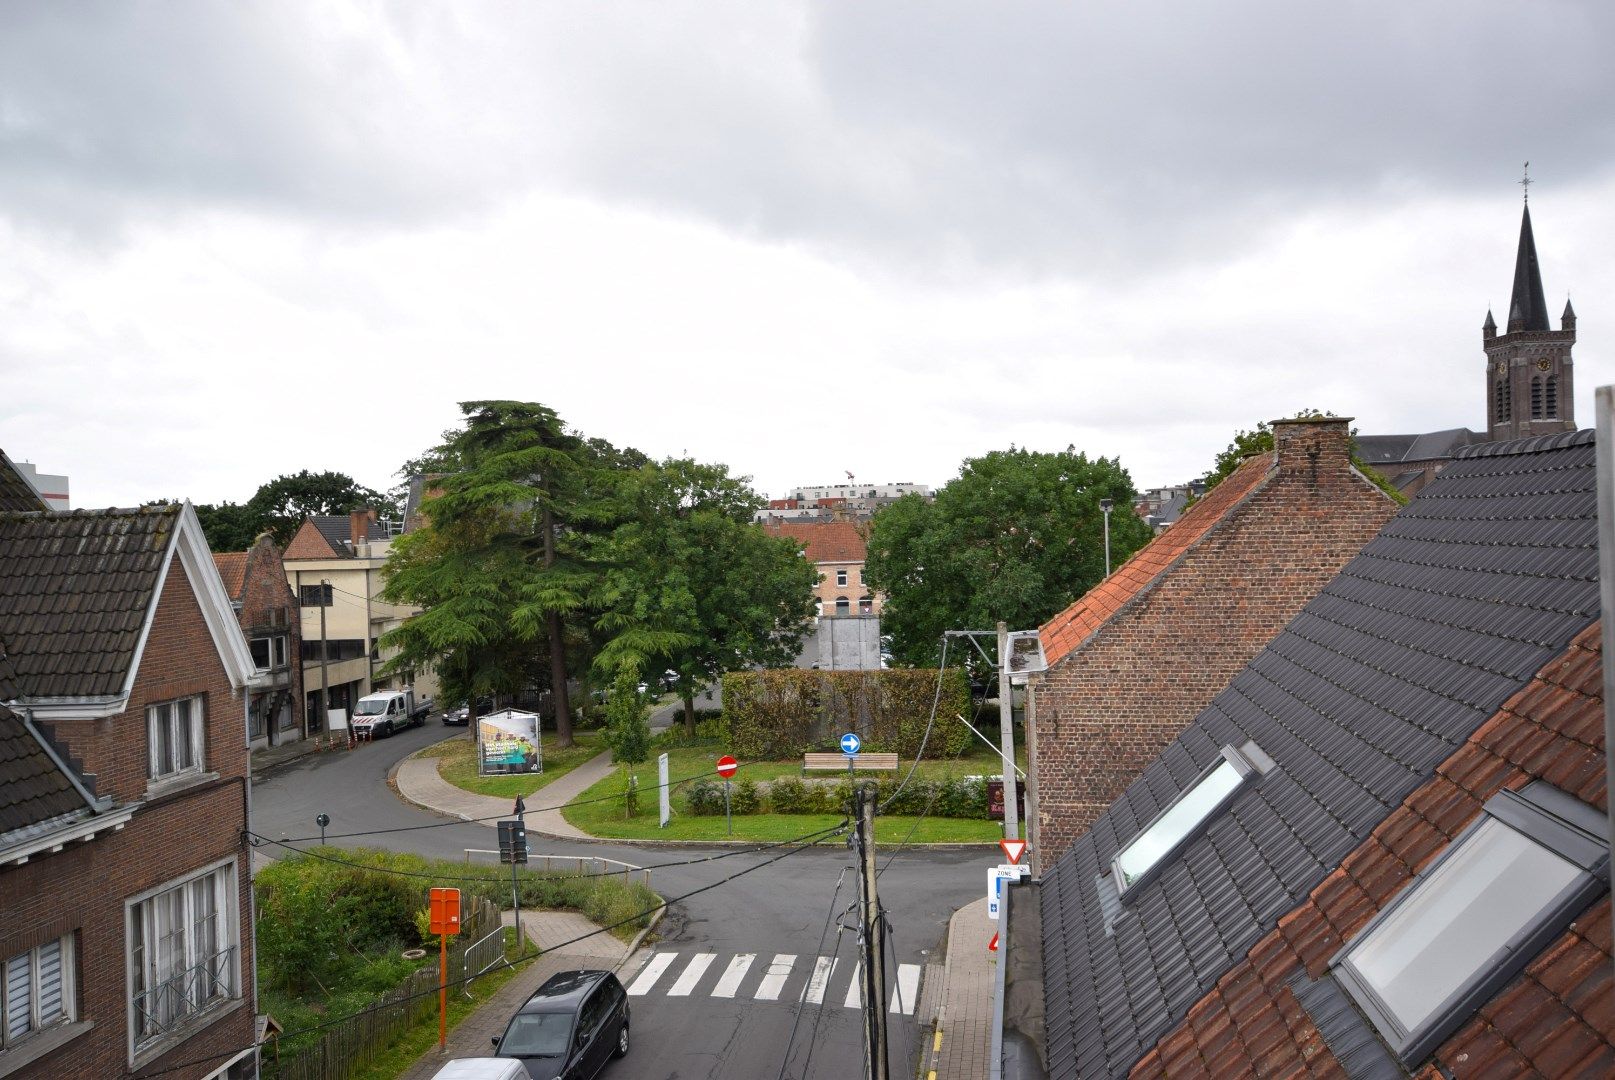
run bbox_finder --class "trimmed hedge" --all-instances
[680,774,990,819]
[720,668,971,760]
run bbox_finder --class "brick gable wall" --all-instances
[1,558,256,1078]
[1029,420,1398,870]
[1130,624,1613,1080]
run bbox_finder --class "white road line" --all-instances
[843,962,862,1009]
[667,953,717,996]
[711,954,755,998]
[801,956,837,1004]
[753,953,797,1001]
[626,953,676,996]
[890,964,921,1014]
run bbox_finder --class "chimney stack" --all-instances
[350,509,375,547]
[1272,416,1352,479]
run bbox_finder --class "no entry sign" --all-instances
[716,754,739,778]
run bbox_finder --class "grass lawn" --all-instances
[560,736,1023,844]
[349,928,531,1080]
[423,729,605,799]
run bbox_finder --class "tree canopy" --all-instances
[590,457,817,733]
[865,446,1152,667]
[175,470,394,552]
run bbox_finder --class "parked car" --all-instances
[492,970,629,1079]
[351,688,430,737]
[445,695,495,727]
[430,1058,529,1080]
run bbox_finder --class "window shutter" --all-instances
[36,939,63,1023]
[4,953,32,1040]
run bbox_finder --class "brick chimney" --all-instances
[349,509,375,547]
[1272,416,1353,486]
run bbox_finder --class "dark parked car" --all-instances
[492,970,629,1079]
[445,695,495,727]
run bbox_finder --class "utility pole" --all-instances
[997,622,1020,841]
[318,578,331,743]
[855,784,890,1080]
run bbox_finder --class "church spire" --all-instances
[1507,202,1551,333]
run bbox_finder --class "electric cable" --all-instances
[773,865,851,1080]
[132,820,849,1078]
[876,634,950,813]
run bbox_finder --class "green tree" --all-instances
[247,470,394,544]
[379,401,602,747]
[591,458,817,735]
[192,501,263,552]
[865,446,1152,667]
[602,671,652,817]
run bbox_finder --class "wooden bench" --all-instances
[802,751,899,774]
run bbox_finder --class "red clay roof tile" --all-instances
[761,520,868,564]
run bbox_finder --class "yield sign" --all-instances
[988,932,999,952]
[1000,838,1027,865]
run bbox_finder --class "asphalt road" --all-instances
[252,719,987,1080]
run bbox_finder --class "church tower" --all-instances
[1485,195,1576,441]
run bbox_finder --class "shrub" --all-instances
[765,776,810,814]
[729,778,761,815]
[684,778,725,815]
[721,668,971,760]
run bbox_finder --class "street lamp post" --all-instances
[1099,498,1114,577]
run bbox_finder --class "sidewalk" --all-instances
[923,897,998,1080]
[249,736,326,777]
[393,747,615,839]
[397,908,630,1080]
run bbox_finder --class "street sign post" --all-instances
[986,864,1030,922]
[717,755,739,836]
[658,752,671,828]
[1000,839,1027,865]
[840,732,862,756]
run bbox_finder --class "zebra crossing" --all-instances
[626,950,923,1015]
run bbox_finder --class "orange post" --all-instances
[428,888,462,1053]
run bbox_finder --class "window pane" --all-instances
[1345,818,1582,1033]
[176,699,195,771]
[36,939,63,1023]
[249,639,270,669]
[1115,760,1243,888]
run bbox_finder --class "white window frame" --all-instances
[1331,783,1608,1065]
[248,637,272,673]
[125,860,241,1067]
[272,634,288,669]
[1,934,75,1052]
[1113,743,1269,897]
[146,696,205,782]
[836,568,848,587]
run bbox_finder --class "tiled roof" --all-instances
[1356,428,1485,465]
[0,450,48,512]
[1132,623,1611,1078]
[0,506,179,700]
[1039,429,1601,1080]
[284,514,387,560]
[1040,452,1273,666]
[763,520,868,563]
[0,704,96,838]
[213,551,248,599]
[284,518,341,560]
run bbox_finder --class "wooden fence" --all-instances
[261,896,501,1080]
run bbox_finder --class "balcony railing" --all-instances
[134,946,235,1042]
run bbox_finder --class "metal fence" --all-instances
[261,896,500,1080]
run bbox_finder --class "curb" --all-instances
[616,902,666,975]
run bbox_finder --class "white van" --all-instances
[428,1057,529,1080]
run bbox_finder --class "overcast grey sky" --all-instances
[3,1,1613,509]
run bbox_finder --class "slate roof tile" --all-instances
[0,704,94,837]
[1040,430,1602,1079]
[0,506,177,700]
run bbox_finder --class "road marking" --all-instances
[801,956,837,1004]
[667,953,717,996]
[711,954,755,998]
[843,962,862,1009]
[626,953,676,996]
[753,953,796,1001]
[890,964,921,1014]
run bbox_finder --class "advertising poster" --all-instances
[477,709,543,775]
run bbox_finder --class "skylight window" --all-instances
[1332,783,1608,1065]
[1113,744,1265,895]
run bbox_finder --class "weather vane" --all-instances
[1518,161,1532,203]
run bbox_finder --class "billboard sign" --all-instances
[478,709,543,775]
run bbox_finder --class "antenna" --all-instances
[1518,161,1532,203]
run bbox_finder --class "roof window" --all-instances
[1332,782,1609,1066]
[1113,742,1269,896]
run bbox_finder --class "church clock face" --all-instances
[1536,358,1552,371]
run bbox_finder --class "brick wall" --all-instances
[237,536,303,743]
[1130,624,1613,1079]
[2,557,256,1078]
[1029,419,1398,870]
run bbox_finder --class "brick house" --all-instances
[214,533,304,750]
[1019,430,1609,1079]
[1027,417,1399,870]
[761,519,880,615]
[0,503,262,1079]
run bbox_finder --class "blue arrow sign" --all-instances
[840,732,862,756]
